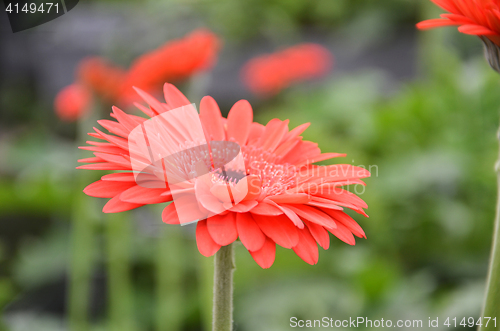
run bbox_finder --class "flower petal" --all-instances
[162,202,180,224]
[227,99,253,145]
[120,185,172,204]
[292,227,319,265]
[196,219,221,257]
[250,202,284,216]
[200,96,225,141]
[83,180,136,198]
[282,204,337,229]
[249,237,276,268]
[305,220,330,250]
[322,209,366,238]
[163,83,191,109]
[207,213,238,246]
[253,214,299,249]
[102,195,144,213]
[266,193,310,204]
[327,222,356,245]
[416,18,460,30]
[458,24,497,35]
[236,213,266,252]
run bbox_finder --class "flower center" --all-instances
[242,145,297,195]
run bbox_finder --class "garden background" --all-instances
[0,0,499,330]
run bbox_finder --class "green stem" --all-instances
[212,244,234,331]
[156,224,184,331]
[199,254,213,331]
[69,108,100,331]
[106,212,136,331]
[68,193,96,331]
[480,129,500,330]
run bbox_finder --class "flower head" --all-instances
[417,0,500,46]
[78,84,369,268]
[241,43,333,97]
[54,29,220,121]
[417,0,500,72]
[54,83,92,122]
[77,57,127,103]
[119,29,220,104]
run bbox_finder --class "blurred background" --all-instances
[1,0,500,330]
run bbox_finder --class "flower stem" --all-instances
[212,244,234,331]
[480,129,500,329]
[157,224,184,331]
[69,107,100,331]
[106,212,136,331]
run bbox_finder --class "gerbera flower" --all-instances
[416,0,500,71]
[78,84,369,268]
[119,29,220,104]
[77,57,127,103]
[54,29,220,121]
[54,83,92,122]
[241,43,333,97]
[416,0,500,46]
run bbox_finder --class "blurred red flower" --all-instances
[77,57,126,103]
[416,0,500,46]
[241,43,333,97]
[78,83,370,268]
[54,83,92,122]
[119,29,221,104]
[54,29,221,121]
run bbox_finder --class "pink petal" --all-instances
[264,200,304,229]
[200,96,225,141]
[250,202,284,216]
[305,220,330,250]
[236,213,266,252]
[292,227,319,265]
[266,193,310,204]
[97,120,129,138]
[196,219,221,257]
[252,214,299,249]
[229,200,258,213]
[282,204,337,229]
[321,209,366,238]
[282,122,310,142]
[258,119,289,152]
[112,106,143,132]
[102,195,144,213]
[249,237,276,268]
[327,222,356,245]
[120,185,172,204]
[162,203,180,224]
[227,99,253,145]
[83,180,136,198]
[247,123,265,145]
[458,24,496,35]
[207,213,238,246]
[294,153,346,167]
[163,83,191,109]
[133,87,169,114]
[77,163,131,171]
[416,18,460,30]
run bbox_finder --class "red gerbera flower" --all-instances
[77,57,127,103]
[119,29,220,104]
[416,0,500,46]
[54,83,92,122]
[241,43,333,97]
[54,29,220,121]
[78,84,369,268]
